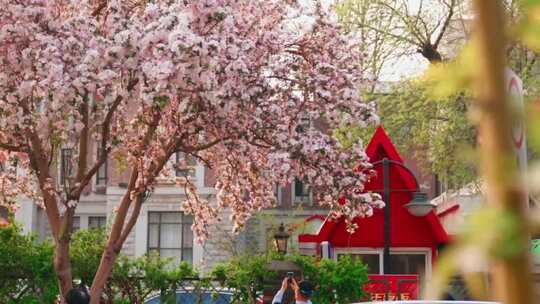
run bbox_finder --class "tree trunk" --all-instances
[54,237,73,303]
[418,43,443,63]
[89,135,168,302]
[90,244,119,304]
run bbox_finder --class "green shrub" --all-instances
[211,252,368,304]
[0,224,58,304]
[1,226,367,303]
[109,253,197,304]
[71,227,108,285]
[295,255,368,303]
[211,253,276,302]
[0,226,201,304]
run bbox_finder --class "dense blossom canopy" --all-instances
[0,0,383,240]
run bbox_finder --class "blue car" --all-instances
[145,288,234,304]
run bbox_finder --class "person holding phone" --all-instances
[272,275,314,304]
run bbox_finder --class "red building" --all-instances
[299,127,449,286]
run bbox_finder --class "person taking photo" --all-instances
[272,276,313,304]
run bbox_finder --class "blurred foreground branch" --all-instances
[473,1,533,303]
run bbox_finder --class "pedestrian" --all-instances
[65,286,90,304]
[272,276,314,304]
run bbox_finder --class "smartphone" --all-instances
[287,271,294,282]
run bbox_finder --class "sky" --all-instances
[379,54,430,82]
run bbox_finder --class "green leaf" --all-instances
[423,42,478,99]
[154,96,170,110]
[517,2,540,51]
[522,0,540,7]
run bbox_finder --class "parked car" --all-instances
[144,288,234,304]
[352,301,499,304]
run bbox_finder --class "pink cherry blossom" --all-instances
[0,1,383,300]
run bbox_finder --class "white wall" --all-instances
[14,198,37,235]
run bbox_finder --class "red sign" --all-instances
[363,274,419,301]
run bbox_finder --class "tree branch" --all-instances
[92,1,108,17]
[73,93,90,196]
[116,195,143,246]
[434,0,456,48]
[108,167,139,252]
[0,142,27,152]
[356,22,420,46]
[27,133,61,237]
[377,1,427,43]
[116,125,176,247]
[109,106,162,251]
[179,136,231,153]
[72,78,138,198]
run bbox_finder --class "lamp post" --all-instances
[266,224,299,304]
[371,158,436,274]
[274,223,290,255]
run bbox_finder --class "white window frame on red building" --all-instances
[332,247,432,281]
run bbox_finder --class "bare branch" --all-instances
[414,0,425,29]
[434,0,457,48]
[378,1,427,43]
[355,21,420,46]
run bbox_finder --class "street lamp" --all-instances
[266,225,297,304]
[274,223,290,255]
[404,192,436,217]
[371,158,436,274]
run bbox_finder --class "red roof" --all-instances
[299,126,449,247]
[366,126,404,163]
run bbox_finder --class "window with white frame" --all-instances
[336,250,429,282]
[35,100,44,114]
[96,147,107,185]
[72,216,80,232]
[387,253,427,282]
[147,212,194,265]
[293,178,312,205]
[274,183,282,206]
[60,148,73,187]
[175,152,197,178]
[89,216,107,229]
[340,253,381,274]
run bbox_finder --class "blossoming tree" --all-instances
[0,0,383,302]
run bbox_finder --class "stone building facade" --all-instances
[14,148,327,273]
